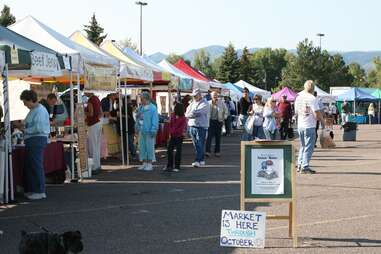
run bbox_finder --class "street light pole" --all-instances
[317,33,325,49]
[136,1,148,56]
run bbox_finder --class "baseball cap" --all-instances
[191,89,201,96]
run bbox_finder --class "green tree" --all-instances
[0,5,16,27]
[166,53,183,64]
[281,39,351,91]
[368,57,381,88]
[118,37,139,53]
[250,48,288,91]
[348,63,367,87]
[84,13,107,46]
[328,54,353,88]
[238,47,253,83]
[217,43,240,83]
[193,49,214,78]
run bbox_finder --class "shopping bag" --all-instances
[244,115,255,135]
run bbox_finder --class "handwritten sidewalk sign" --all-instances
[220,210,266,248]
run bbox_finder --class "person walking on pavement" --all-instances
[163,103,187,172]
[278,95,292,140]
[248,94,265,140]
[85,92,103,175]
[341,100,350,124]
[185,89,210,168]
[206,91,228,157]
[224,96,235,136]
[238,87,252,140]
[263,97,280,140]
[135,92,159,171]
[294,80,325,174]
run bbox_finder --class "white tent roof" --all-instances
[234,80,271,98]
[298,85,337,103]
[9,16,118,72]
[100,40,153,81]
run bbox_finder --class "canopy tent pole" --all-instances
[69,66,75,180]
[2,63,13,203]
[76,55,83,180]
[118,76,125,165]
[378,100,380,124]
[124,87,130,165]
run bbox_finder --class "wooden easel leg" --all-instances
[292,201,298,248]
[288,202,293,238]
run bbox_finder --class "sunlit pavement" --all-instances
[1,125,381,253]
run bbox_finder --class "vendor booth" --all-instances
[10,15,119,179]
[1,25,67,203]
[337,88,379,124]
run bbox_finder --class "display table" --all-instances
[156,122,170,147]
[12,141,67,188]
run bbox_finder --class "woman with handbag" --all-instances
[248,95,265,140]
[263,97,280,140]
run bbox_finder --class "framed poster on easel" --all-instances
[240,141,297,248]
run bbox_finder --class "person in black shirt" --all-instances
[238,88,252,140]
[117,95,137,161]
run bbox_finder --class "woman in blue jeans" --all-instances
[20,90,50,200]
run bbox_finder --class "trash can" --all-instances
[342,122,357,141]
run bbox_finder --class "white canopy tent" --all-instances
[100,40,153,82]
[10,16,120,179]
[234,80,271,99]
[10,16,118,73]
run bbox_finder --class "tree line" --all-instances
[167,41,381,92]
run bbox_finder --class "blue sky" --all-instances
[3,0,381,54]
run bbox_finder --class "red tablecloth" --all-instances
[12,141,67,187]
[156,122,170,146]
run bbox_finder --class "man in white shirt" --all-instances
[294,80,325,174]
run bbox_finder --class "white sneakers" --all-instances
[192,161,206,167]
[25,193,47,200]
[138,163,153,171]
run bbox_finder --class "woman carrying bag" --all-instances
[263,97,280,140]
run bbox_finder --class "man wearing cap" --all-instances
[205,91,228,157]
[185,89,210,167]
[278,95,293,140]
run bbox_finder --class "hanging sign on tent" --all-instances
[30,52,62,77]
[63,56,71,70]
[10,48,19,65]
[84,63,117,91]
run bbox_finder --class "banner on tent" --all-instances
[31,52,62,77]
[10,48,19,65]
[84,64,117,91]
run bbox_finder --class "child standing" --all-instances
[164,103,187,172]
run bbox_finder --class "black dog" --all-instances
[19,230,83,254]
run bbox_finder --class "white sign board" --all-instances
[220,210,266,248]
[251,149,284,195]
[30,52,62,77]
[10,48,19,64]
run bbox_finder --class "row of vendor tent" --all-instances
[5,15,221,90]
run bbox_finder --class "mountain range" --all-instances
[149,45,381,71]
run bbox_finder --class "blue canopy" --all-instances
[337,87,378,101]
